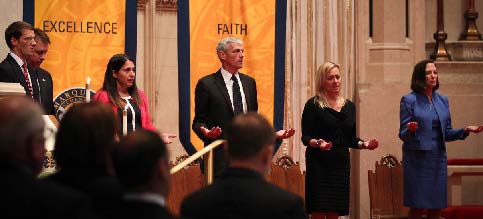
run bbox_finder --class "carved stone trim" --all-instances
[138,0,177,12]
[158,0,177,12]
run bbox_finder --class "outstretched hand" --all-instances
[464,125,483,134]
[363,139,379,150]
[201,126,222,139]
[407,122,418,133]
[161,133,177,144]
[276,128,295,139]
[311,139,332,150]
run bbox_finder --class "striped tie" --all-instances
[21,63,34,99]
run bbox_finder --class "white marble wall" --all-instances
[0,0,23,56]
[355,2,483,219]
[151,11,182,161]
[136,9,184,162]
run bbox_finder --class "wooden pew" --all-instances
[267,155,305,200]
[166,156,204,216]
[166,154,306,216]
[368,154,408,219]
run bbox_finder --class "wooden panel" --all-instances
[368,155,408,218]
[391,165,407,216]
[285,163,305,199]
[368,168,377,212]
[166,164,203,216]
[269,164,287,189]
[375,162,394,215]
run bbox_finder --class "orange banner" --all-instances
[33,0,126,118]
[189,0,276,150]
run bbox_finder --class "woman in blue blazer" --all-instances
[399,60,483,219]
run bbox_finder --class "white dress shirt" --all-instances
[220,68,247,113]
[10,52,33,90]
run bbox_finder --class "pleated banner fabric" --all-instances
[23,0,137,119]
[178,0,287,154]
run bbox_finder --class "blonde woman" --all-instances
[301,62,378,219]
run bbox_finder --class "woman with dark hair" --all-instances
[45,102,122,218]
[93,54,176,143]
[399,60,483,219]
[301,62,379,219]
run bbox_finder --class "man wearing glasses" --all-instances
[0,21,40,103]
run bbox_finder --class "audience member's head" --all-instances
[54,102,117,176]
[0,97,45,174]
[27,28,50,68]
[226,112,275,175]
[5,21,36,59]
[113,130,170,196]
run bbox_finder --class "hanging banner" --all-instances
[178,0,286,154]
[23,0,137,119]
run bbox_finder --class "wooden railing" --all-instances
[170,139,225,185]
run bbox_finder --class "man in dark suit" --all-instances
[0,21,40,102]
[182,112,307,219]
[192,37,295,176]
[0,96,95,219]
[112,129,175,219]
[27,28,54,115]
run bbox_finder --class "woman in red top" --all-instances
[94,54,176,143]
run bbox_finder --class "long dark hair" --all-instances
[101,54,142,108]
[54,102,118,177]
[411,60,439,93]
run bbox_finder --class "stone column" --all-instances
[354,0,427,218]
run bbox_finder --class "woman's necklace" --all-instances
[327,97,343,112]
[427,95,432,110]
[119,91,130,98]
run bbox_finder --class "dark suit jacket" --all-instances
[180,167,307,219]
[399,91,468,151]
[192,70,258,175]
[0,161,96,219]
[33,67,55,114]
[44,170,123,218]
[110,199,175,219]
[0,54,40,101]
